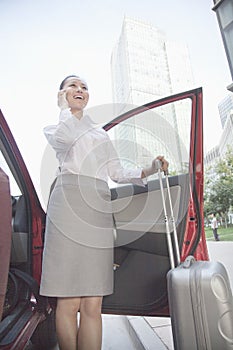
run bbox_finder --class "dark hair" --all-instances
[59,75,80,90]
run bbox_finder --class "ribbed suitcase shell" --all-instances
[167,256,233,350]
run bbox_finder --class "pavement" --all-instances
[140,241,233,350]
[53,241,233,349]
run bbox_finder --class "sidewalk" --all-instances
[142,241,233,350]
[103,314,169,350]
[143,316,173,350]
[52,314,169,350]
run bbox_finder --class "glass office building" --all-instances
[218,94,233,128]
[111,17,195,172]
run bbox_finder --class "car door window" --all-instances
[0,151,21,196]
[109,98,191,180]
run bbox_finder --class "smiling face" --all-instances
[62,77,89,115]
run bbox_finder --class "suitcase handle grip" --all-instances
[183,255,196,268]
[155,159,169,175]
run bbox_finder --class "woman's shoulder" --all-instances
[84,115,109,136]
[97,126,108,135]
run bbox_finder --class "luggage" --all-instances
[167,256,233,350]
[156,162,233,350]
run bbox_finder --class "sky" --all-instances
[0,0,232,202]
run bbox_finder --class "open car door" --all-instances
[102,87,208,316]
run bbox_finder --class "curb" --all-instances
[126,316,168,350]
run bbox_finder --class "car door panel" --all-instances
[103,88,207,316]
[103,174,189,315]
[112,183,181,234]
[103,250,170,315]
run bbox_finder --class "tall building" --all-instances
[218,94,233,128]
[204,107,233,173]
[219,112,233,156]
[111,16,195,172]
[204,145,220,169]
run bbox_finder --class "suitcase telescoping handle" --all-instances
[156,160,181,269]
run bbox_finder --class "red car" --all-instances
[0,87,208,349]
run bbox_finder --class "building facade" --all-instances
[219,112,233,156]
[218,94,233,128]
[204,145,220,169]
[206,95,233,167]
[111,16,195,172]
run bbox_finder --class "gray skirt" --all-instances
[40,174,114,297]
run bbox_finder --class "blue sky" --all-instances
[0,0,231,197]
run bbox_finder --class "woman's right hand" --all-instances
[57,89,69,110]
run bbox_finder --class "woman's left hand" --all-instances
[142,155,169,177]
[156,155,169,174]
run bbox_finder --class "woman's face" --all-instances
[62,77,89,112]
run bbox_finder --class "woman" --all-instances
[40,74,169,350]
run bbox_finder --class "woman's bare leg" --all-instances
[56,297,81,350]
[78,296,103,350]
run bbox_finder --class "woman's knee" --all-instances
[56,297,81,315]
[80,297,102,318]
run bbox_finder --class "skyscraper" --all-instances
[111,16,195,173]
[112,17,194,105]
[218,94,233,128]
[219,112,233,156]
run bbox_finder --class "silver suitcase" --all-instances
[157,163,233,350]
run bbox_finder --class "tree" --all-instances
[204,147,233,227]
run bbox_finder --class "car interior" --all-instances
[0,142,45,346]
[103,173,190,315]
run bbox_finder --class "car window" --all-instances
[0,150,21,196]
[108,98,191,183]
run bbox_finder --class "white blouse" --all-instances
[44,109,145,186]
